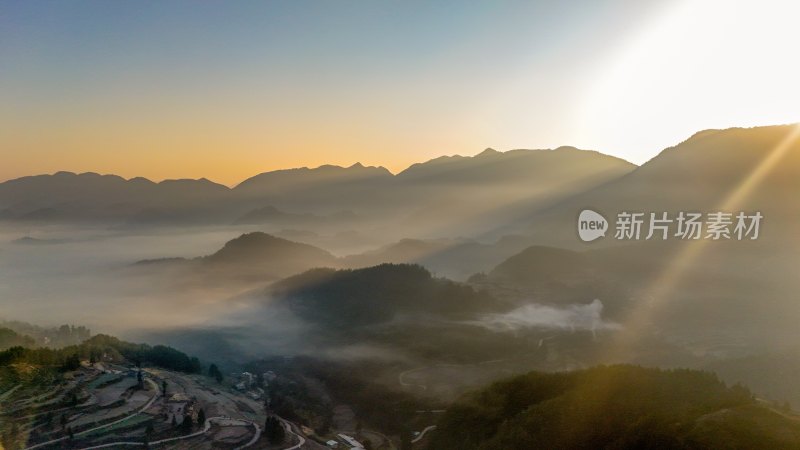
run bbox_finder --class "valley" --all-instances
[3,125,800,449]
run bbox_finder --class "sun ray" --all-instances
[605,123,800,361]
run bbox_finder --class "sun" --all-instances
[578,0,800,164]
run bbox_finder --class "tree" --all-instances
[197,408,206,427]
[162,380,168,397]
[62,353,81,371]
[60,414,68,428]
[137,370,145,390]
[181,414,194,434]
[208,363,224,383]
[264,416,285,444]
[400,427,412,450]
[67,427,75,441]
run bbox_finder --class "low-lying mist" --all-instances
[0,225,265,334]
[0,225,453,366]
[473,299,619,334]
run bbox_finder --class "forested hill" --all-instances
[427,365,800,450]
[0,334,203,376]
[0,328,35,351]
[272,263,504,327]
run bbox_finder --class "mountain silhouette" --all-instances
[515,125,800,247]
[0,147,634,236]
[134,232,339,284]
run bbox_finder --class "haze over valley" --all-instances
[4,123,800,449]
[4,1,800,446]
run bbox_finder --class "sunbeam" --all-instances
[606,123,800,361]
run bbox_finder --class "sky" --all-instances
[2,0,800,186]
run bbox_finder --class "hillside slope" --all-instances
[428,365,800,450]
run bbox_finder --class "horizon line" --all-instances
[0,145,635,188]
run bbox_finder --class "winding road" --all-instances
[21,369,311,450]
[70,415,318,450]
[73,416,260,450]
[278,418,307,450]
[411,425,437,443]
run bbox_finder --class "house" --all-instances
[325,440,339,448]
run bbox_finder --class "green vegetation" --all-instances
[180,413,194,434]
[247,356,436,437]
[0,331,209,450]
[197,408,206,426]
[274,264,503,327]
[0,327,35,350]
[208,363,224,383]
[428,365,800,450]
[264,415,286,444]
[0,321,91,348]
[0,334,202,374]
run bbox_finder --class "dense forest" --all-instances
[428,365,800,450]
[273,263,503,327]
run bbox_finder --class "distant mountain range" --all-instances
[13,125,800,353]
[112,124,800,329]
[133,231,537,287]
[516,125,800,246]
[0,172,230,224]
[5,125,799,251]
[0,145,634,235]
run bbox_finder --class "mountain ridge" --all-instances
[1,145,635,188]
[0,145,635,228]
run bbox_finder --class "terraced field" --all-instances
[0,363,318,449]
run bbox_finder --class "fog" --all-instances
[0,225,442,365]
[0,225,260,334]
[474,299,619,334]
